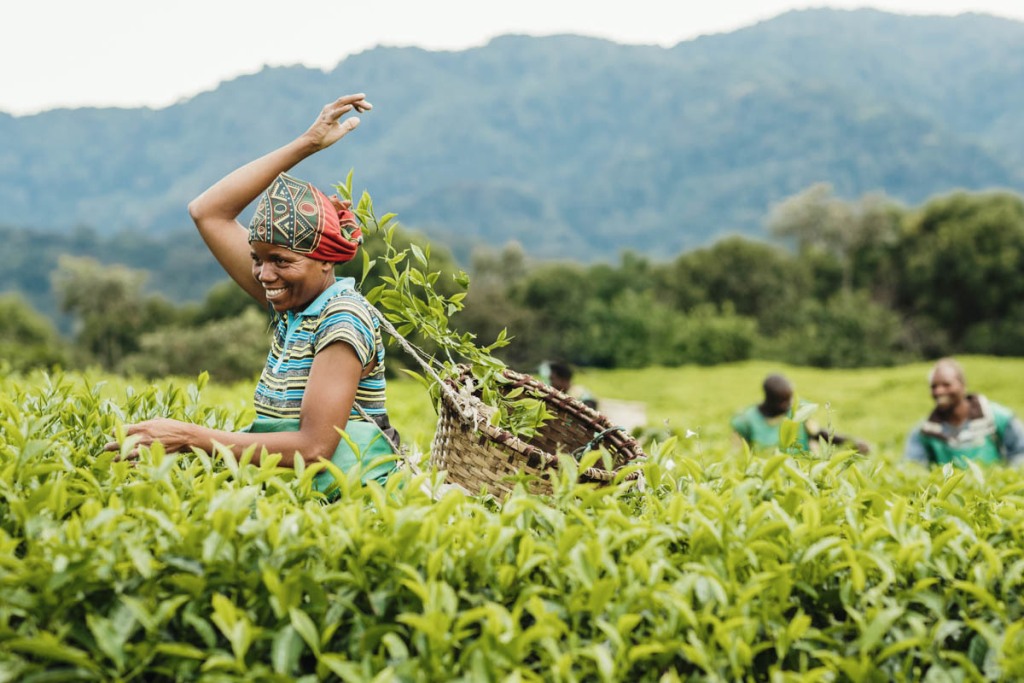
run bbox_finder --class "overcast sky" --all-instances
[4,0,1022,115]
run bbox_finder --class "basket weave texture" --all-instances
[430,366,647,496]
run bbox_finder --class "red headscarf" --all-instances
[248,173,362,263]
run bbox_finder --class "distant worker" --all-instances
[904,357,1024,467]
[731,373,869,454]
[540,360,598,410]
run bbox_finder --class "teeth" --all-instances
[265,288,285,297]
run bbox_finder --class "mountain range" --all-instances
[2,8,1022,263]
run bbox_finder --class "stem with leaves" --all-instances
[334,172,551,438]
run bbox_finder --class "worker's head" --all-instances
[928,357,966,411]
[761,373,794,418]
[547,360,574,393]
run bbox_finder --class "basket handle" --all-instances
[367,303,485,424]
[570,426,631,460]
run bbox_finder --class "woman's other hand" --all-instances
[104,418,198,460]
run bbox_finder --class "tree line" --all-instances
[458,185,1024,372]
[2,186,1022,380]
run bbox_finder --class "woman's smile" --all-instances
[250,241,334,312]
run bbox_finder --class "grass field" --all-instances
[379,356,1024,461]
[87,355,1024,464]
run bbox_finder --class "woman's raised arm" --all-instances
[187,94,372,302]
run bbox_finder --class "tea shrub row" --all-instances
[2,370,1023,681]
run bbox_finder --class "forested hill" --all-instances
[2,8,1023,262]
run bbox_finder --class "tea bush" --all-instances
[2,368,1024,681]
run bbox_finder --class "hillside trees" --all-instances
[52,256,177,370]
[120,308,270,382]
[458,243,536,367]
[0,294,66,371]
[896,191,1024,348]
[767,183,904,297]
[52,255,266,379]
[464,251,761,371]
[11,187,1024,377]
[458,188,1021,371]
[758,291,909,368]
[656,236,808,335]
[0,224,229,331]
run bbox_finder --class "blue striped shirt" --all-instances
[253,278,387,421]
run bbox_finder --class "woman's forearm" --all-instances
[109,418,340,467]
[190,423,340,467]
[188,136,319,223]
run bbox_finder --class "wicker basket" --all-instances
[429,366,647,496]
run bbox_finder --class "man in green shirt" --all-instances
[904,358,1024,467]
[731,374,869,454]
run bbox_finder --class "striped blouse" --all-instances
[253,278,387,421]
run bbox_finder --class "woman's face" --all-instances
[250,241,333,312]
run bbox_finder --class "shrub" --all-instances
[665,304,758,366]
[759,291,908,368]
[0,293,67,371]
[5,369,1024,680]
[119,308,270,382]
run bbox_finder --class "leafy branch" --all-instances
[334,172,552,438]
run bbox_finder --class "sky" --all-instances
[4,0,1023,115]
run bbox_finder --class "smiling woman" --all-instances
[104,93,401,495]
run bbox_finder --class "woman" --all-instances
[105,93,399,491]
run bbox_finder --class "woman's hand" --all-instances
[104,418,198,460]
[303,94,373,151]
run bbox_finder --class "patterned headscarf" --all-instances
[248,173,362,263]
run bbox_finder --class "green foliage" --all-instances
[574,290,682,368]
[4,364,1024,679]
[0,224,227,330]
[52,255,180,370]
[0,293,66,371]
[50,255,273,382]
[897,191,1024,346]
[758,291,910,368]
[768,184,904,294]
[335,175,549,439]
[667,304,759,367]
[185,279,264,326]
[7,183,1024,374]
[496,253,753,370]
[660,236,809,336]
[455,245,535,368]
[120,308,271,382]
[960,303,1024,357]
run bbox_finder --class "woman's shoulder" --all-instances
[313,281,380,345]
[322,287,373,319]
[313,278,372,314]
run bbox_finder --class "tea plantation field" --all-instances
[393,356,1024,460]
[2,358,1024,680]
